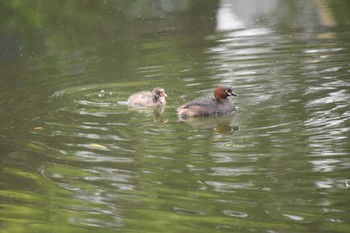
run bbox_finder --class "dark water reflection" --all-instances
[1,0,350,232]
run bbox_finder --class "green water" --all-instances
[1,1,350,232]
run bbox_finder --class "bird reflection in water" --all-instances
[178,113,239,135]
[128,106,168,124]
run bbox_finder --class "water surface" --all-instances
[1,1,350,232]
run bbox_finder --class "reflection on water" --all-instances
[179,113,238,135]
[1,0,350,233]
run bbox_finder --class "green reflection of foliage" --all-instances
[329,1,350,24]
[1,0,135,30]
[1,0,45,29]
[0,166,114,233]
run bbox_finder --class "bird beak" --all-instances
[229,91,238,97]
